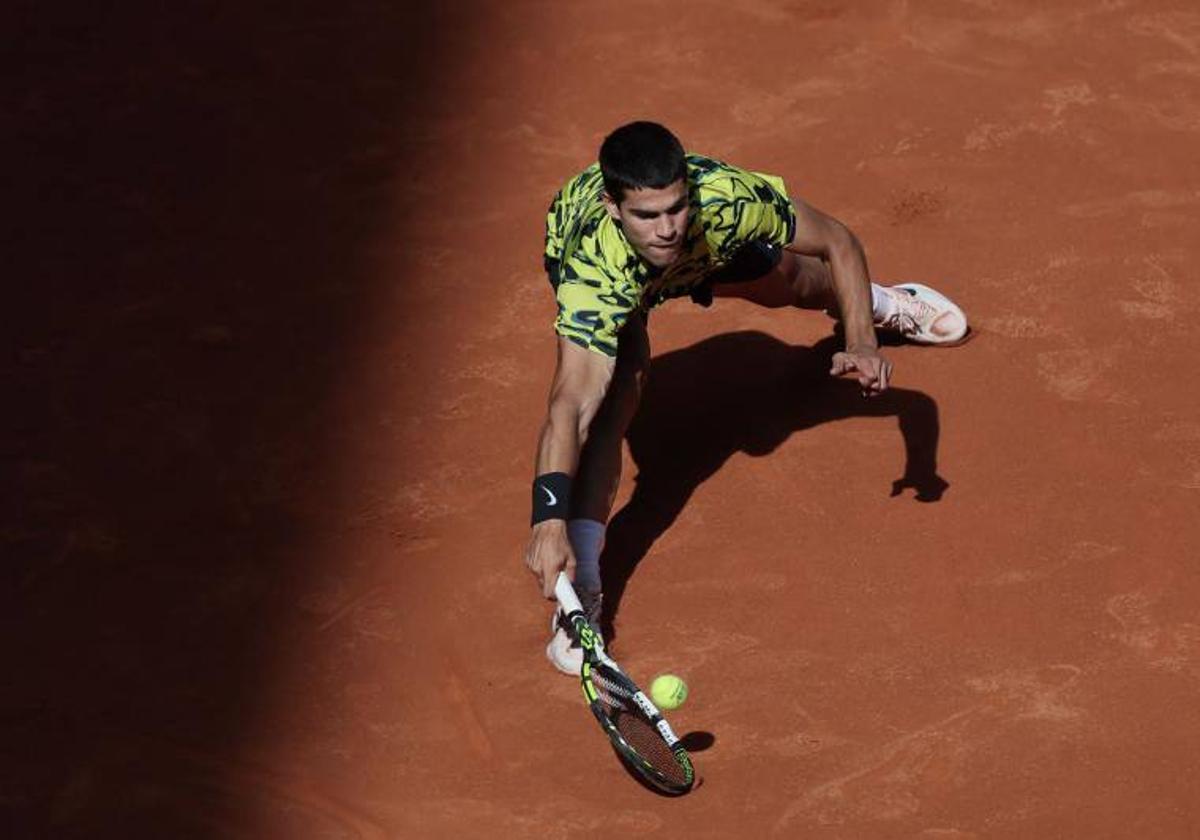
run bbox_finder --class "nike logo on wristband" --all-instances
[541,486,558,506]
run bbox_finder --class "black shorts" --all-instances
[688,241,783,307]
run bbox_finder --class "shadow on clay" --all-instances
[679,730,716,752]
[5,4,448,835]
[599,330,947,644]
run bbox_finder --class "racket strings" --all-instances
[613,712,689,785]
[592,666,690,788]
[592,668,636,711]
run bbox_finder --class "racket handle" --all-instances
[554,571,583,614]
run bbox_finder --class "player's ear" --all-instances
[601,191,621,221]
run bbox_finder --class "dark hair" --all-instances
[598,121,686,204]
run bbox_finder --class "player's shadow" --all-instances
[599,330,947,643]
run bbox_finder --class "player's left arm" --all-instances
[785,197,891,395]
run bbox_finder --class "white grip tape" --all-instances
[656,719,680,746]
[634,691,681,746]
[554,571,583,614]
[633,691,658,718]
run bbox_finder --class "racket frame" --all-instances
[555,572,695,794]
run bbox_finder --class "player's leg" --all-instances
[547,314,650,674]
[710,248,835,309]
[711,247,968,344]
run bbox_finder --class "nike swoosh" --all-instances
[541,486,557,506]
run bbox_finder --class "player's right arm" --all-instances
[525,337,615,598]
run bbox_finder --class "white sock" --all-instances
[871,283,896,321]
[567,519,605,594]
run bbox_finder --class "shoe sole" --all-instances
[545,608,607,676]
[545,637,582,675]
[546,608,582,675]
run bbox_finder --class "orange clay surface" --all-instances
[7,1,1200,837]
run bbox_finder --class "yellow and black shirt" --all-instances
[544,153,796,356]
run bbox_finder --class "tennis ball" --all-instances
[649,674,688,710]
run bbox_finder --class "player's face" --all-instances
[604,179,690,268]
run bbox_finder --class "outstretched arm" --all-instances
[786,199,892,395]
[524,338,615,598]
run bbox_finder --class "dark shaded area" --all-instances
[679,730,716,752]
[600,332,946,641]
[3,2,441,834]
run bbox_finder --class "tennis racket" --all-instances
[554,572,695,795]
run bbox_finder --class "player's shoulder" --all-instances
[686,152,786,203]
[557,207,636,285]
[558,161,604,202]
[687,152,755,187]
[548,162,625,269]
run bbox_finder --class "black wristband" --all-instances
[531,472,571,525]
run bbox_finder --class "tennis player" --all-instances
[526,121,967,674]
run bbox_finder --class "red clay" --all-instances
[7,1,1200,837]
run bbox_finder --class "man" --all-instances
[525,121,966,674]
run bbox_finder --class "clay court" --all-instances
[8,0,1200,837]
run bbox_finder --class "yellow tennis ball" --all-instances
[649,674,688,710]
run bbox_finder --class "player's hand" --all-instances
[524,520,576,599]
[830,346,892,396]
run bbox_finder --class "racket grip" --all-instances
[554,571,583,614]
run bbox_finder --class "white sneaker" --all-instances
[546,589,603,676]
[875,283,969,345]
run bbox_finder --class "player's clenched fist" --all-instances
[525,520,576,598]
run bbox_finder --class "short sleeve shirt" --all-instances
[544,154,797,356]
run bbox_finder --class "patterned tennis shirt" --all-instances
[544,154,797,356]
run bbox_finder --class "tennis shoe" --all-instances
[875,283,968,345]
[546,589,603,676]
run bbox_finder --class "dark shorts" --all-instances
[688,240,783,307]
